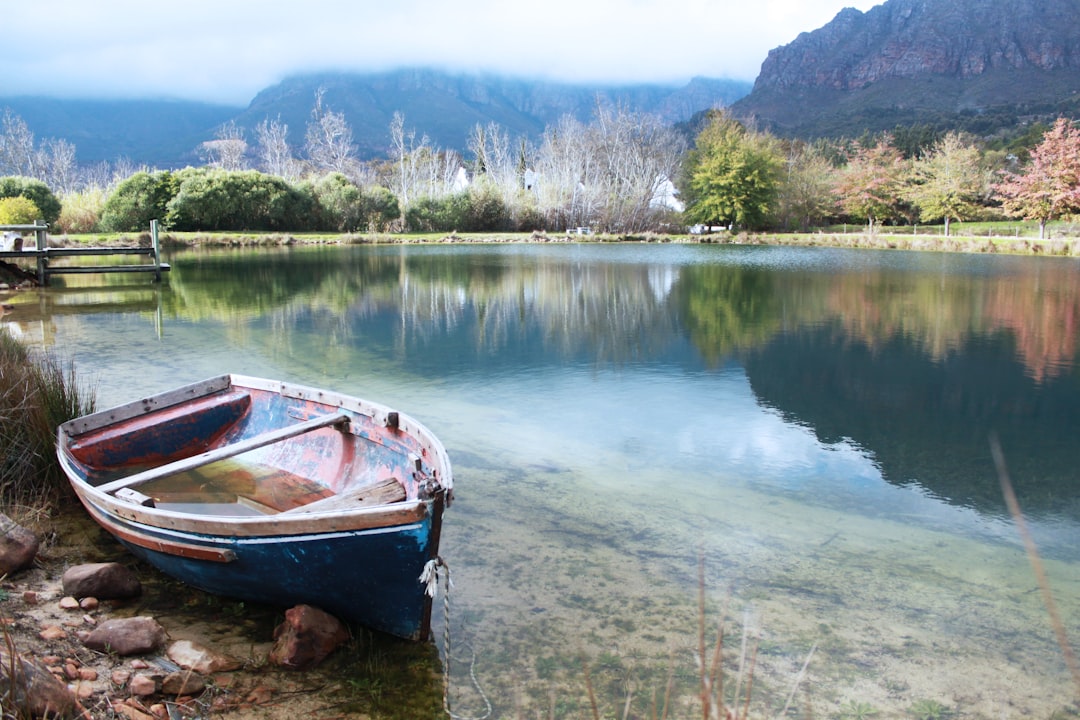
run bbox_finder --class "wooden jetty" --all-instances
[0,220,169,286]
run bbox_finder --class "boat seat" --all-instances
[281,477,406,514]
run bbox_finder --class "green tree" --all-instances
[0,196,40,224]
[360,186,401,232]
[0,176,61,225]
[774,142,836,231]
[313,172,364,231]
[833,136,908,230]
[905,132,987,236]
[100,171,176,232]
[994,118,1080,239]
[681,112,783,231]
[165,169,311,232]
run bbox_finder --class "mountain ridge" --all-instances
[732,0,1080,137]
[1,69,751,168]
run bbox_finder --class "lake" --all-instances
[9,242,1080,718]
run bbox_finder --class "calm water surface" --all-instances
[10,243,1080,718]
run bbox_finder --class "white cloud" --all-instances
[0,0,882,104]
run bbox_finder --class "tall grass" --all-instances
[0,329,96,510]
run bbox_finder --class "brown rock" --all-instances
[129,674,158,696]
[62,562,141,600]
[161,671,205,696]
[0,650,83,719]
[166,639,242,674]
[59,596,81,610]
[115,701,156,720]
[39,625,67,641]
[246,684,274,704]
[269,604,349,670]
[79,597,99,611]
[82,617,167,656]
[111,669,131,686]
[0,514,39,576]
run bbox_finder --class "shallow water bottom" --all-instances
[437,454,1080,719]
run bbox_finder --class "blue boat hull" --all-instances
[83,498,438,639]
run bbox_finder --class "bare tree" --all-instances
[388,112,460,206]
[0,109,39,178]
[468,122,517,199]
[531,105,685,232]
[39,138,78,194]
[255,115,297,179]
[199,120,248,171]
[305,88,356,175]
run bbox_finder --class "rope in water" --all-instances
[421,557,492,720]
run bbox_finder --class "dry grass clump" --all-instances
[0,329,96,510]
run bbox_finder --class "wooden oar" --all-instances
[95,411,350,495]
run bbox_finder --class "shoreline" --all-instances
[138,230,1080,258]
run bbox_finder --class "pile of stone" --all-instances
[0,514,351,719]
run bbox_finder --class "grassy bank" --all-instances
[39,218,1080,257]
[0,329,96,511]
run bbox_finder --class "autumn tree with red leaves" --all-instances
[994,118,1080,239]
[833,136,908,231]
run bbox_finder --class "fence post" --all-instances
[151,219,162,282]
[34,220,48,286]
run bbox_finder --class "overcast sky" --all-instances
[2,0,881,106]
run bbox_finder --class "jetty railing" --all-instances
[0,220,169,285]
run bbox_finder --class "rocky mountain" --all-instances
[1,70,750,168]
[731,0,1080,138]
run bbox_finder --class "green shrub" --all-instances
[166,168,315,232]
[100,171,175,232]
[0,196,41,225]
[0,177,61,225]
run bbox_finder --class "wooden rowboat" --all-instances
[56,374,453,640]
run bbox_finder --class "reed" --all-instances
[0,329,96,510]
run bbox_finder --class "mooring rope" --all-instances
[420,556,492,720]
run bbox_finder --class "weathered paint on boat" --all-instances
[57,374,453,641]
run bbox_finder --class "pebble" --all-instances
[129,674,157,697]
[38,625,67,640]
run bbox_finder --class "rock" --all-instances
[59,596,81,610]
[82,617,167,656]
[161,671,205,696]
[62,562,141,600]
[0,514,39,576]
[79,597,99,611]
[114,700,156,720]
[166,639,242,674]
[129,674,158,696]
[0,650,84,719]
[39,625,67,641]
[246,684,274,704]
[268,605,349,670]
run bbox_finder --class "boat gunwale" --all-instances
[74,487,432,537]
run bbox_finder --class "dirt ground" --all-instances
[3,510,444,720]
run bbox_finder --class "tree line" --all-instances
[0,97,1078,238]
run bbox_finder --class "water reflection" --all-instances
[6,243,1080,716]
